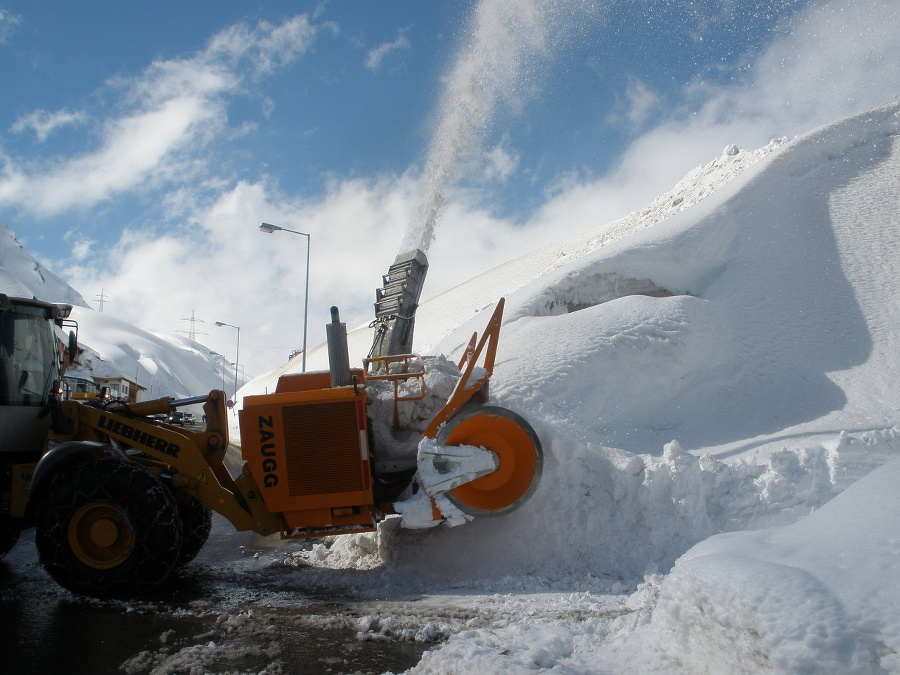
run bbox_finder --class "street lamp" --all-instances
[259,222,310,372]
[214,321,240,402]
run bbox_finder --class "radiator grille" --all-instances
[282,401,364,496]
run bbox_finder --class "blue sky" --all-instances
[1,0,897,375]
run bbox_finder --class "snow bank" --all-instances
[650,457,900,674]
[336,103,900,580]
[313,427,900,588]
[468,102,900,455]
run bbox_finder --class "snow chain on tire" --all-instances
[34,456,183,598]
[168,488,213,566]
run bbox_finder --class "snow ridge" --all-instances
[0,223,89,306]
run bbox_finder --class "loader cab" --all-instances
[0,294,74,457]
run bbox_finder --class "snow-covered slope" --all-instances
[402,102,900,674]
[481,104,900,455]
[649,456,900,674]
[0,225,89,307]
[66,307,238,402]
[1,223,237,402]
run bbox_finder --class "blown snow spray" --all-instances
[399,0,555,256]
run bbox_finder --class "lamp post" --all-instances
[233,363,246,387]
[214,321,240,403]
[259,222,310,372]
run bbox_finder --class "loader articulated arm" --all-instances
[423,298,504,439]
[52,390,280,535]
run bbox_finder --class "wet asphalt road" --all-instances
[0,516,431,675]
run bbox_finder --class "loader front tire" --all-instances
[34,457,183,598]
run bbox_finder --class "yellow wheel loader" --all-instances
[0,250,542,598]
[0,294,77,558]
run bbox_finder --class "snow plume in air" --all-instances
[400,0,570,255]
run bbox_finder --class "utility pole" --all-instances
[95,288,110,312]
[178,309,207,341]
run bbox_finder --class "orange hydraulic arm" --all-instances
[422,298,505,439]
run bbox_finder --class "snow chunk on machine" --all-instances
[0,249,542,597]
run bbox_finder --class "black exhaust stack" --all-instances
[327,306,351,387]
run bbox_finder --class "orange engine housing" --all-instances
[239,371,376,538]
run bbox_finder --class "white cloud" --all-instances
[70,238,93,262]
[0,8,22,45]
[482,142,520,182]
[205,15,317,76]
[624,78,660,130]
[365,28,411,70]
[0,15,317,216]
[11,97,221,214]
[10,108,88,142]
[61,176,418,375]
